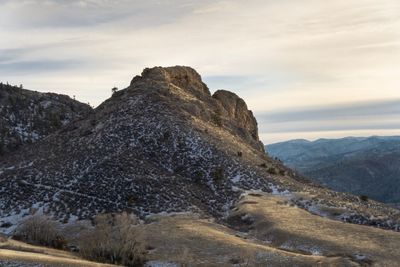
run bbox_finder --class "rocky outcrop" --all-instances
[213,90,263,152]
[128,66,263,152]
[137,66,210,96]
[0,83,92,154]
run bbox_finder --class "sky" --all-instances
[1,0,400,144]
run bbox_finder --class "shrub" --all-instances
[212,167,224,182]
[193,170,204,183]
[0,234,7,242]
[78,213,146,267]
[259,163,267,168]
[212,109,223,127]
[111,87,118,94]
[359,195,369,202]
[267,167,277,175]
[13,215,66,249]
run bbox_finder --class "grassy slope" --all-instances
[143,214,354,266]
[230,193,400,266]
[2,191,400,266]
[0,239,115,267]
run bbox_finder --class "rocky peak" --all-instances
[130,66,210,97]
[127,66,264,152]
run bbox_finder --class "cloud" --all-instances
[0,59,83,74]
[257,99,400,143]
[0,0,207,29]
[260,99,400,123]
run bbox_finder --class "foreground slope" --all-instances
[267,137,400,203]
[0,238,115,266]
[2,195,400,266]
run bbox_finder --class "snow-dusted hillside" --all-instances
[0,83,92,154]
[1,67,399,235]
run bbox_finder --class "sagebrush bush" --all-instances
[0,234,7,242]
[212,167,224,182]
[267,167,278,175]
[14,215,66,249]
[78,212,146,267]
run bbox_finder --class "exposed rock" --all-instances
[213,90,263,152]
[131,66,210,97]
[128,66,263,152]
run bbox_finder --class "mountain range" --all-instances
[267,136,400,204]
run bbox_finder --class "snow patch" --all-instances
[145,261,178,267]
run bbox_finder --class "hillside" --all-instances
[0,237,116,266]
[0,83,92,154]
[1,67,400,266]
[267,137,400,203]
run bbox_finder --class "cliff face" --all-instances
[213,89,263,152]
[0,83,92,154]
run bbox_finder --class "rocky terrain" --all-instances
[0,83,92,154]
[267,137,400,203]
[1,66,400,265]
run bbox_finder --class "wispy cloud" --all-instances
[261,100,400,123]
[258,99,400,143]
[0,59,83,74]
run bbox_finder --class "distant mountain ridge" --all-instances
[267,136,400,203]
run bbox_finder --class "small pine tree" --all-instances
[112,87,118,95]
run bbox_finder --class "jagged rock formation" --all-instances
[0,83,92,154]
[213,89,263,152]
[0,66,399,234]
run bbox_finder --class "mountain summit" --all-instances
[127,66,264,152]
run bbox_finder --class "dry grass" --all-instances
[3,195,400,266]
[0,239,115,266]
[231,193,400,266]
[142,214,356,266]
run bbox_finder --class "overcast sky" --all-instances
[1,0,400,144]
